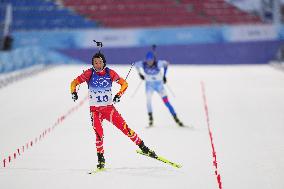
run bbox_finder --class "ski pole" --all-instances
[125,61,136,81]
[131,80,143,98]
[165,83,176,97]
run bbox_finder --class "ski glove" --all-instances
[113,94,121,104]
[72,92,78,102]
[163,76,167,84]
[139,73,145,80]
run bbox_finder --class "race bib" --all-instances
[89,89,112,106]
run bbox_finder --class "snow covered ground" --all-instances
[0,64,284,189]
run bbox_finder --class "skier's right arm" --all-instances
[70,69,92,93]
[70,79,80,94]
[70,69,92,101]
[135,61,145,80]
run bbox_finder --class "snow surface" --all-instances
[1,64,284,189]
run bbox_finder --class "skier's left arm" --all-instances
[135,61,145,80]
[116,77,128,97]
[110,69,128,103]
[162,61,169,84]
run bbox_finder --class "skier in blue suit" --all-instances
[134,51,184,127]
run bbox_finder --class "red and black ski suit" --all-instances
[71,67,142,154]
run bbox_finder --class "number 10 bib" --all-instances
[88,68,113,107]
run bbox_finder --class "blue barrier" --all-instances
[5,24,284,67]
[57,40,284,65]
[0,46,83,73]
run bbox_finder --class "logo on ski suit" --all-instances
[88,68,112,106]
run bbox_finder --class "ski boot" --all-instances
[148,112,153,127]
[138,141,157,158]
[97,153,105,169]
[173,115,184,127]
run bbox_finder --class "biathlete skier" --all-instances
[70,52,157,169]
[134,51,184,127]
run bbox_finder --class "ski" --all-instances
[136,150,182,168]
[146,125,194,129]
[145,125,154,129]
[181,124,194,129]
[88,168,107,175]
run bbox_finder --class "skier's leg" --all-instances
[146,89,153,114]
[162,96,176,116]
[91,111,104,153]
[104,105,157,158]
[105,106,141,145]
[157,84,184,126]
[146,83,154,126]
[162,95,183,126]
[156,83,176,116]
[91,111,105,168]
